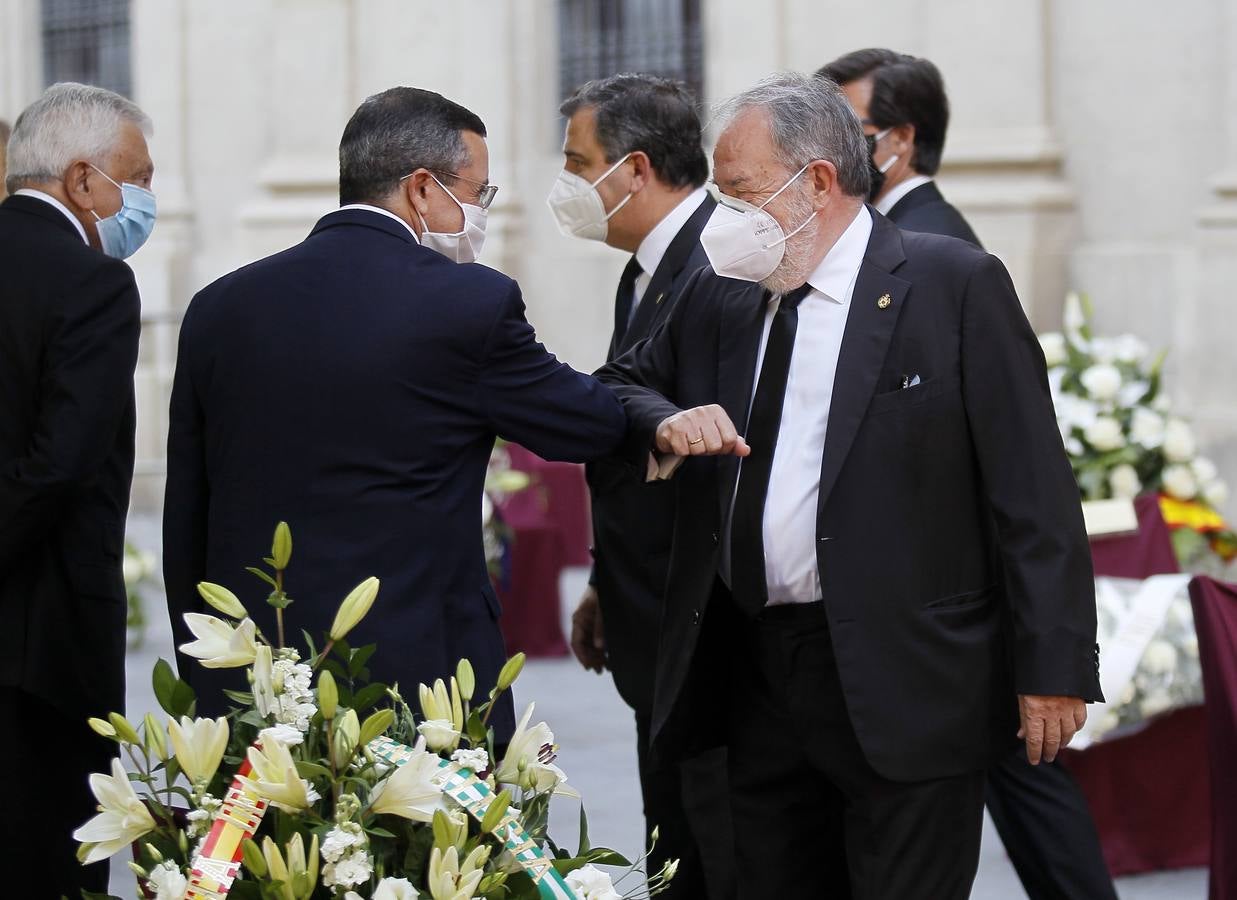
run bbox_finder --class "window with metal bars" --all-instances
[558,0,703,103]
[41,0,132,97]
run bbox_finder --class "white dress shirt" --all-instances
[630,186,709,311]
[875,174,932,216]
[338,203,420,241]
[14,189,89,244]
[724,205,873,605]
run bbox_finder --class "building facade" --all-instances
[2,0,1234,517]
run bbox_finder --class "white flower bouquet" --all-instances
[77,523,674,900]
[1041,293,1235,569]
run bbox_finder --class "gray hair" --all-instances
[714,72,870,198]
[5,83,151,194]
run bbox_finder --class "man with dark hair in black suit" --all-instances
[822,48,1119,900]
[819,49,981,246]
[0,82,154,896]
[164,87,626,742]
[598,71,1102,899]
[550,73,733,900]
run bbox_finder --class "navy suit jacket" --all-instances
[164,209,626,738]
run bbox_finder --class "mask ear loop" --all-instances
[88,164,123,222]
[426,173,469,238]
[592,152,635,223]
[754,162,815,251]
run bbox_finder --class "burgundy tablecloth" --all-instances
[492,446,591,658]
[1060,492,1211,876]
[1189,577,1237,900]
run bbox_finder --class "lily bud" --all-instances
[496,652,526,692]
[108,712,141,745]
[143,712,169,760]
[318,670,338,721]
[88,717,116,738]
[358,708,395,748]
[328,577,380,642]
[144,843,163,864]
[127,861,147,880]
[456,659,475,701]
[331,708,360,768]
[480,789,512,834]
[196,582,247,620]
[240,838,267,878]
[271,521,293,570]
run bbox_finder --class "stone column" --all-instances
[0,0,41,119]
[1191,0,1237,517]
[128,0,197,509]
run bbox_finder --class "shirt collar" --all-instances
[634,186,709,277]
[338,203,420,242]
[14,189,89,244]
[874,174,933,216]
[802,205,873,304]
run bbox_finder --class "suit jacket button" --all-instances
[711,532,719,545]
[691,609,701,625]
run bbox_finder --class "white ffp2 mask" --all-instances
[419,174,487,263]
[700,163,814,282]
[545,152,633,242]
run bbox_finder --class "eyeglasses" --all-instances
[401,168,499,209]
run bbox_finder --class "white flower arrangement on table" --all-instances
[124,541,160,647]
[1040,293,1236,570]
[483,441,532,579]
[75,522,675,900]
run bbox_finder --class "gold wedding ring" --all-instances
[688,434,705,445]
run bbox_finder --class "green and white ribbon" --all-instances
[368,737,578,899]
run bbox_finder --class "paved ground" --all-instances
[109,545,1206,898]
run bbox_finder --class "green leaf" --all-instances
[576,804,590,856]
[237,709,268,729]
[349,644,377,677]
[222,689,254,705]
[266,589,293,610]
[152,658,196,718]
[351,682,388,713]
[302,629,318,662]
[245,566,279,589]
[294,760,333,780]
[365,825,397,839]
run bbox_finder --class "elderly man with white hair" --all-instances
[0,82,154,895]
[598,71,1102,899]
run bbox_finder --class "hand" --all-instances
[655,405,751,458]
[570,586,607,673]
[1018,694,1086,764]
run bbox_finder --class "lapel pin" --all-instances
[655,292,666,305]
[877,293,892,309]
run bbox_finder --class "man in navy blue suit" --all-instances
[164,87,626,739]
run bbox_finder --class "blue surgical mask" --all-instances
[89,165,157,258]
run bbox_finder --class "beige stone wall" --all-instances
[0,0,1233,519]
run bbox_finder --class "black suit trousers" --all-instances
[719,589,986,900]
[0,688,113,898]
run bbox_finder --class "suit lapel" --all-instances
[816,213,910,519]
[619,196,716,353]
[715,283,769,522]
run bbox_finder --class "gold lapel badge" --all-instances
[877,294,892,309]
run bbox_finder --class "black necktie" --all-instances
[612,256,642,349]
[729,283,814,615]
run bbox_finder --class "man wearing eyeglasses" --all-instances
[164,87,626,742]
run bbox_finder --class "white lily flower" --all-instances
[427,846,487,900]
[495,703,576,795]
[1038,332,1067,367]
[259,723,305,747]
[374,877,421,900]
[1204,480,1230,508]
[1108,464,1142,500]
[1080,363,1122,401]
[368,739,449,822]
[417,679,463,753]
[167,716,229,784]
[73,758,156,863]
[1084,417,1124,452]
[1130,407,1165,448]
[179,614,259,668]
[242,737,313,811]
